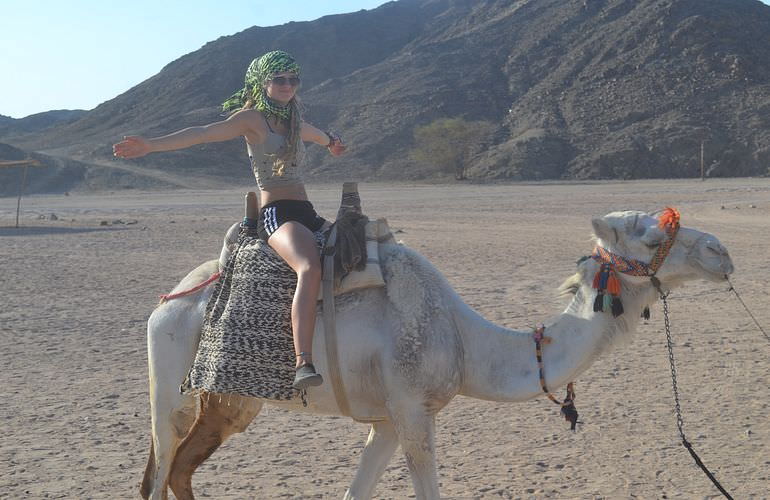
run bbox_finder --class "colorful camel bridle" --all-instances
[590,207,681,317]
[533,208,681,430]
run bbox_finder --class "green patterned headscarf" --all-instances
[222,50,301,121]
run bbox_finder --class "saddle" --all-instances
[217,189,393,299]
[184,184,392,416]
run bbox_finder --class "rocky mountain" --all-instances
[3,0,769,193]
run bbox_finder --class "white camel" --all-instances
[141,209,734,500]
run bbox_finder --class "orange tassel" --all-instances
[607,270,621,296]
[658,207,680,230]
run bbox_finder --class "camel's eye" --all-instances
[644,241,661,249]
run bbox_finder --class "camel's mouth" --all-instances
[687,235,734,282]
[703,270,731,282]
[694,261,734,282]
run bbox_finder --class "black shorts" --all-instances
[257,200,326,242]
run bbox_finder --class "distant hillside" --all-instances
[0,110,87,139]
[0,142,193,196]
[5,0,770,192]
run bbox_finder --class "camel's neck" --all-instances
[455,266,658,402]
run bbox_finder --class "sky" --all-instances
[2,0,770,119]
[0,0,388,119]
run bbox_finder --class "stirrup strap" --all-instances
[322,224,352,417]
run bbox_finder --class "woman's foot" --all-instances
[293,363,323,390]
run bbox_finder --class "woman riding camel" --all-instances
[113,50,346,390]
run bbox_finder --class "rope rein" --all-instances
[726,277,770,343]
[159,272,222,303]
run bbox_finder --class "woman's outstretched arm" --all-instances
[113,109,264,159]
[300,122,346,156]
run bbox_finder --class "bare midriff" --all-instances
[259,184,309,206]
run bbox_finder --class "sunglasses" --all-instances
[268,76,301,87]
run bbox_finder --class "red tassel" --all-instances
[592,269,602,289]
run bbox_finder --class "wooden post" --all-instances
[15,164,29,228]
[700,141,705,181]
[1,158,42,228]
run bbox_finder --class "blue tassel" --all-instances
[598,264,610,290]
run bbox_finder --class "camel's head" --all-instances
[591,209,734,288]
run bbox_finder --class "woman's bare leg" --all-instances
[267,221,322,368]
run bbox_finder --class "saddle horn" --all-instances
[244,191,259,225]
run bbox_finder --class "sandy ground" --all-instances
[1,179,769,499]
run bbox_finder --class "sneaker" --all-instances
[293,363,323,390]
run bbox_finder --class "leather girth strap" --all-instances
[321,223,353,417]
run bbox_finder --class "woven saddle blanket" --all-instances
[181,228,326,400]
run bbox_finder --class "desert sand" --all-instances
[1,178,768,499]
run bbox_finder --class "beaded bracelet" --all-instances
[325,130,340,148]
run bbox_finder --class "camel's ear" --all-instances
[592,217,617,245]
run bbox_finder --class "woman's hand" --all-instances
[300,122,347,155]
[326,133,347,157]
[113,136,151,159]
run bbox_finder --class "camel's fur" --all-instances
[141,210,734,500]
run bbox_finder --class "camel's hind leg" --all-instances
[143,392,197,500]
[168,394,262,500]
[344,421,399,500]
[144,302,206,499]
[140,440,155,499]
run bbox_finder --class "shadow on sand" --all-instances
[0,226,133,237]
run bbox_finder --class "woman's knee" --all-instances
[295,258,321,281]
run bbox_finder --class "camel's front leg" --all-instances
[344,420,400,500]
[390,408,440,500]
